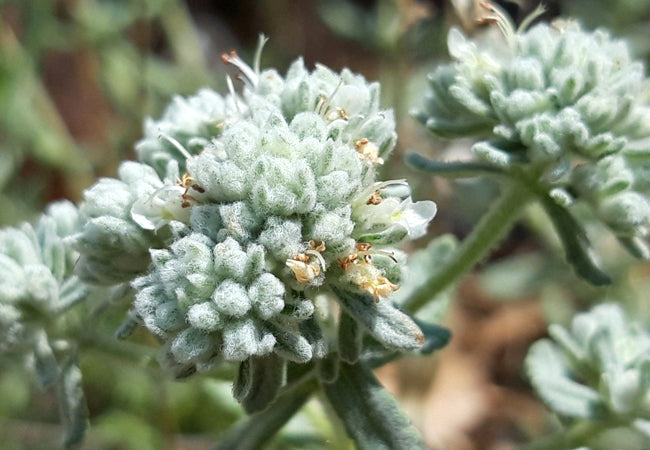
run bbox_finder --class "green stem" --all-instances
[158,0,208,79]
[321,361,427,449]
[214,375,318,450]
[403,182,534,313]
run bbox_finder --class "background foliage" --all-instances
[1,0,649,448]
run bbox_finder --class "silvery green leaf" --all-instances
[0,226,41,266]
[472,141,518,168]
[617,236,650,259]
[322,361,426,450]
[547,324,588,371]
[24,264,59,307]
[37,217,67,280]
[33,329,60,388]
[539,194,611,285]
[449,84,494,118]
[411,316,451,355]
[170,328,215,364]
[316,351,340,384]
[269,324,313,363]
[233,357,253,402]
[299,316,328,359]
[549,188,574,208]
[526,340,605,419]
[338,311,363,364]
[239,355,287,414]
[0,254,27,302]
[115,310,140,340]
[361,317,450,368]
[589,327,620,370]
[334,288,423,351]
[53,276,89,313]
[406,153,505,178]
[57,358,89,448]
[602,369,642,415]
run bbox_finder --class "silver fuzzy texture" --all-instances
[0,201,86,354]
[74,51,436,374]
[417,21,650,241]
[526,303,650,434]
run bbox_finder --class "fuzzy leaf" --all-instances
[322,361,426,450]
[54,276,89,313]
[334,288,424,351]
[57,358,89,448]
[361,316,450,368]
[33,329,59,388]
[617,236,650,259]
[316,351,340,383]
[240,355,287,414]
[526,340,605,419]
[411,316,451,355]
[539,194,611,285]
[233,358,253,402]
[338,311,363,364]
[406,152,505,178]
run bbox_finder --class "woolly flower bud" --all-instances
[0,201,87,354]
[526,303,650,433]
[74,39,435,402]
[416,13,650,246]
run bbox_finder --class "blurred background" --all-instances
[1,0,650,448]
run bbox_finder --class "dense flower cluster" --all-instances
[415,11,650,248]
[526,303,650,439]
[0,201,86,355]
[74,40,435,381]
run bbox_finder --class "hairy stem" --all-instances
[403,182,533,313]
[322,361,427,449]
[214,375,318,450]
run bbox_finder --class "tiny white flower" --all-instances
[352,181,437,243]
[392,197,438,240]
[131,185,191,231]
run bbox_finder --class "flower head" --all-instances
[73,39,435,397]
[415,5,650,250]
[0,201,87,356]
[526,303,650,437]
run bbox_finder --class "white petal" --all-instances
[401,200,437,239]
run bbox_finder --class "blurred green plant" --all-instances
[406,1,650,314]
[2,1,650,449]
[525,303,650,449]
[0,0,215,226]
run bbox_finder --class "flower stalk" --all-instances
[403,182,533,313]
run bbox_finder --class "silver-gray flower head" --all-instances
[526,303,650,440]
[415,10,650,246]
[0,201,87,354]
[0,202,92,446]
[74,39,436,382]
